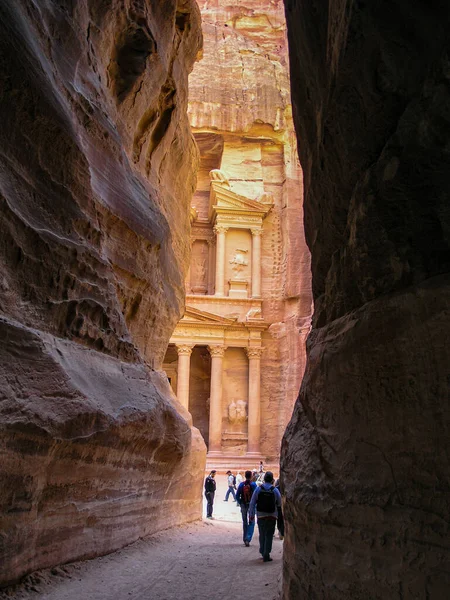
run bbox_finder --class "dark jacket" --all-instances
[204,475,216,493]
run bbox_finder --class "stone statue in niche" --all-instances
[191,243,208,294]
[246,307,262,320]
[194,257,207,283]
[229,248,248,279]
[228,399,247,424]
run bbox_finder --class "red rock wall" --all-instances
[0,0,205,586]
[282,1,450,598]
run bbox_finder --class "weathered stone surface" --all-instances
[282,1,450,598]
[0,0,205,586]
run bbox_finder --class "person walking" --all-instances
[236,470,257,546]
[249,471,281,562]
[224,470,236,501]
[204,470,217,518]
[236,471,243,487]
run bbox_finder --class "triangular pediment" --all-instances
[210,181,272,216]
[181,306,238,325]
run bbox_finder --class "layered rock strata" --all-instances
[185,0,312,461]
[282,1,450,598]
[0,0,204,586]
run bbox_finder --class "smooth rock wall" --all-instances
[0,0,205,586]
[282,1,450,598]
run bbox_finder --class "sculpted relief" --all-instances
[229,248,249,279]
[228,399,248,424]
[191,241,208,294]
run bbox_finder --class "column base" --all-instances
[207,450,224,457]
[245,451,263,459]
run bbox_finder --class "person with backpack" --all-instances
[248,471,281,562]
[224,470,237,502]
[235,470,257,546]
[204,470,217,518]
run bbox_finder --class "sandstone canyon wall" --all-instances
[188,0,312,460]
[282,1,450,598]
[0,0,205,586]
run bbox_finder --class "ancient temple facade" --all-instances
[163,1,312,468]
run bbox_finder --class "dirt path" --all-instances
[2,478,283,600]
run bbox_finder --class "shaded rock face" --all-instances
[0,0,205,586]
[282,1,450,598]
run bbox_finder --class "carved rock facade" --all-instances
[163,0,312,467]
[0,0,205,586]
[282,1,450,598]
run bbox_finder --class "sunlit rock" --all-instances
[0,0,204,586]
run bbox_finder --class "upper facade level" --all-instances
[187,169,273,322]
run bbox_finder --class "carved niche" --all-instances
[191,239,209,294]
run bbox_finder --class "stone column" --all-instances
[207,238,215,295]
[176,344,194,410]
[251,229,263,298]
[207,345,226,454]
[246,346,263,456]
[214,225,228,296]
[185,263,192,294]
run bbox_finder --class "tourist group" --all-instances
[204,466,284,563]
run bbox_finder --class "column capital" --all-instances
[214,224,229,235]
[176,344,194,356]
[246,346,263,359]
[251,228,263,237]
[208,345,226,358]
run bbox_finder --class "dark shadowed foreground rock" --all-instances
[282,1,450,598]
[0,0,204,586]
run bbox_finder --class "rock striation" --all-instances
[0,0,204,586]
[282,1,450,598]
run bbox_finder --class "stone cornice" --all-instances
[186,294,261,305]
[176,321,268,332]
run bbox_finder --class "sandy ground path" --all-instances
[2,477,283,600]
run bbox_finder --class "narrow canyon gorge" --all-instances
[0,1,449,599]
